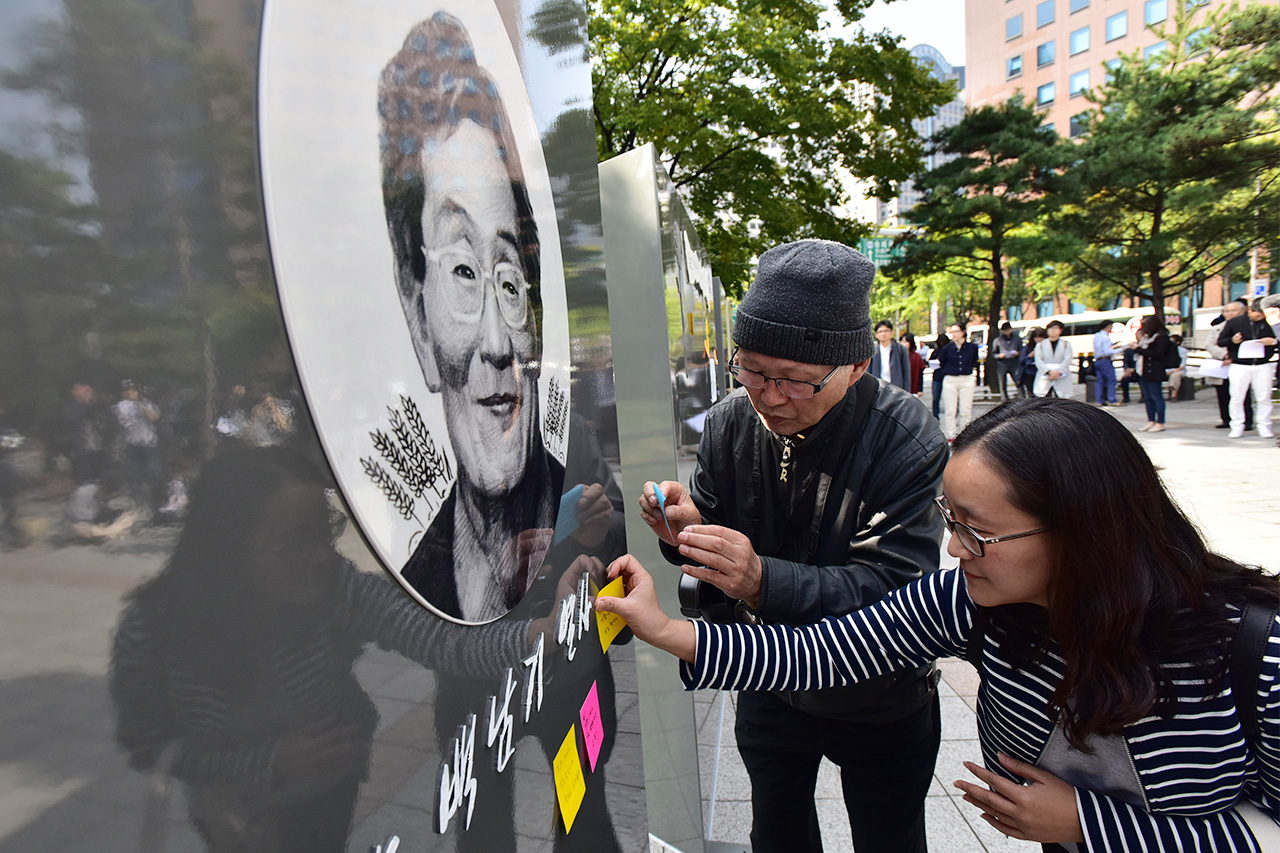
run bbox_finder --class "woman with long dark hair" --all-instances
[600,398,1280,851]
[1134,314,1173,432]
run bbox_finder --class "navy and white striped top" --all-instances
[681,567,1280,851]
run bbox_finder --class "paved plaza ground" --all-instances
[0,382,1275,853]
[693,382,1280,853]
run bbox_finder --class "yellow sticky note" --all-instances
[595,576,627,653]
[553,727,586,833]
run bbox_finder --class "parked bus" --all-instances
[967,307,1183,358]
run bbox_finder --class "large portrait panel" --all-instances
[259,0,572,624]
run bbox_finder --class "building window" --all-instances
[1038,82,1056,107]
[1037,0,1055,28]
[1105,57,1122,77]
[1144,40,1167,59]
[1070,0,1090,12]
[1008,54,1024,78]
[1007,13,1023,40]
[1185,0,1209,9]
[1069,112,1088,137]
[1106,11,1128,41]
[1145,0,1167,25]
[1038,40,1056,67]
[1186,25,1210,54]
[1070,69,1089,96]
[1070,26,1090,55]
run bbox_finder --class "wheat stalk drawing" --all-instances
[361,395,454,526]
[544,376,568,453]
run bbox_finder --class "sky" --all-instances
[854,0,968,67]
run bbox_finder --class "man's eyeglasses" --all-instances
[728,348,841,400]
[934,496,1049,558]
[426,245,530,328]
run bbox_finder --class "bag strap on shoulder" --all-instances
[1232,599,1279,751]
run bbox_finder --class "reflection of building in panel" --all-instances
[964,0,1229,139]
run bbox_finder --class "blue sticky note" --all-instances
[651,482,676,541]
[553,484,586,546]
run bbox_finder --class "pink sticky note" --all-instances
[579,681,604,772]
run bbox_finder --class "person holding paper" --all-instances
[601,398,1280,853]
[1217,298,1277,439]
[1034,320,1074,399]
[638,240,948,853]
[1206,301,1255,430]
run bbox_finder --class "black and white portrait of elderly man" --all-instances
[377,12,562,622]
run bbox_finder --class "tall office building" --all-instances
[872,44,967,228]
[964,0,1229,139]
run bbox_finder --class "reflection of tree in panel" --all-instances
[361,395,452,526]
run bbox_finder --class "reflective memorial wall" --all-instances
[600,144,719,853]
[0,0,654,849]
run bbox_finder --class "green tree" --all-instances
[588,0,955,296]
[1061,3,1280,319]
[884,97,1078,351]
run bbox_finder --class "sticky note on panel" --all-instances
[595,576,627,653]
[580,681,604,771]
[553,727,586,833]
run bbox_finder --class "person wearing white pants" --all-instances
[1227,363,1274,438]
[936,323,979,440]
[1217,298,1277,439]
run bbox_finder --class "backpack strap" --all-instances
[1232,599,1279,751]
[965,605,986,670]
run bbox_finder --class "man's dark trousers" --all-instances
[735,690,940,853]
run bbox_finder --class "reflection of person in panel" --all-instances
[109,449,531,851]
[378,13,559,621]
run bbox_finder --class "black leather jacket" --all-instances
[668,374,948,721]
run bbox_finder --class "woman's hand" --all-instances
[954,753,1084,844]
[1047,370,1063,380]
[595,555,696,662]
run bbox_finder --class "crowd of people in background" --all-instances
[871,294,1278,443]
[0,378,303,550]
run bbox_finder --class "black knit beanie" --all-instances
[733,239,875,366]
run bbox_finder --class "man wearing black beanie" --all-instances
[637,240,948,853]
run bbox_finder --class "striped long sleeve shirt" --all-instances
[681,567,1280,851]
[110,565,530,792]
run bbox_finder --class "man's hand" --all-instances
[638,481,701,547]
[1261,336,1277,346]
[1233,332,1244,344]
[676,524,764,609]
[954,753,1084,844]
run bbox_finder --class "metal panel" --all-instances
[600,144,714,853]
[0,0,646,849]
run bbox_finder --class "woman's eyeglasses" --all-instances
[934,496,1049,558]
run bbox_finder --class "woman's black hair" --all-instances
[124,448,337,695]
[953,398,1278,748]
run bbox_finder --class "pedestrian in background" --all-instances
[1165,334,1189,401]
[931,333,948,419]
[937,323,979,441]
[870,320,912,392]
[1034,320,1073,399]
[1217,297,1277,439]
[900,332,927,397]
[1206,301,1255,430]
[1091,320,1118,407]
[989,322,1022,402]
[1016,328,1043,399]
[1134,315,1172,433]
